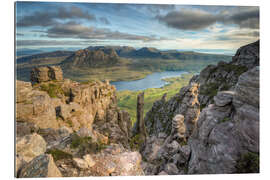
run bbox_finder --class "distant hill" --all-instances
[61,48,119,68]
[17,51,74,64]
[86,45,232,60]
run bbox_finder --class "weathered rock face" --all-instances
[141,40,259,175]
[233,66,259,153]
[193,40,259,108]
[144,83,200,137]
[16,133,47,163]
[16,74,116,131]
[188,66,259,174]
[31,66,63,84]
[51,143,144,177]
[18,154,62,178]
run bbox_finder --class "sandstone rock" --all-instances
[171,114,186,140]
[16,75,116,131]
[16,133,47,162]
[233,66,259,153]
[16,122,39,137]
[214,91,235,107]
[18,154,62,177]
[73,158,89,170]
[83,154,96,167]
[31,66,63,84]
[196,40,259,109]
[132,92,147,140]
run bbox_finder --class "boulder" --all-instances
[18,154,62,177]
[30,66,63,84]
[214,91,235,107]
[16,133,47,162]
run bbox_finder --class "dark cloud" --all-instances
[99,17,110,25]
[224,8,259,29]
[17,6,96,27]
[156,9,220,30]
[156,7,259,30]
[44,21,161,42]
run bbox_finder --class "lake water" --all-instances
[111,71,187,91]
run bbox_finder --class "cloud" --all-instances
[156,9,220,30]
[44,21,163,42]
[17,6,96,27]
[99,17,110,25]
[16,39,99,47]
[156,7,259,30]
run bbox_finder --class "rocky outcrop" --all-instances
[141,40,259,175]
[16,76,116,131]
[30,66,63,84]
[18,154,62,178]
[144,83,200,137]
[193,40,259,108]
[16,133,47,163]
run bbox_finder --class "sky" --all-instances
[15,2,259,54]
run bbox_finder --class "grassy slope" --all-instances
[116,73,194,124]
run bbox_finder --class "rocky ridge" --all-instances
[15,66,143,177]
[140,40,260,175]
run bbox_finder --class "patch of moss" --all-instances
[221,64,248,76]
[40,83,65,98]
[200,104,206,111]
[129,134,145,151]
[180,140,187,146]
[47,149,72,161]
[70,134,107,155]
[220,117,231,123]
[200,82,219,98]
[236,152,259,173]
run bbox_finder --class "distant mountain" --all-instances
[61,48,119,68]
[16,49,44,57]
[16,51,74,64]
[86,46,232,60]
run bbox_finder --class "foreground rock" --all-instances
[18,154,62,178]
[16,133,47,163]
[31,66,63,84]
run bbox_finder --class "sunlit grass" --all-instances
[116,73,194,124]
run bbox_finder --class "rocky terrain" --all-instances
[15,40,259,177]
[138,40,259,175]
[16,65,143,177]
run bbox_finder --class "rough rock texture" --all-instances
[16,133,47,163]
[187,68,259,174]
[193,40,259,108]
[61,48,119,68]
[144,83,200,137]
[16,73,116,131]
[31,66,63,84]
[53,144,144,177]
[141,40,259,175]
[18,154,62,178]
[132,92,147,140]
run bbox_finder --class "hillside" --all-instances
[16,46,232,82]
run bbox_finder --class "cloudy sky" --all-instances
[15,2,259,54]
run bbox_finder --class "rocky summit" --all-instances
[15,40,260,177]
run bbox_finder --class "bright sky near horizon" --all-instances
[15,2,259,54]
